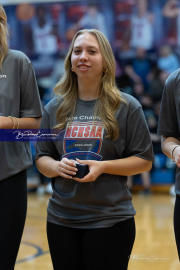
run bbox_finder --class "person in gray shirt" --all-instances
[36,29,154,270]
[0,5,42,270]
[158,68,180,260]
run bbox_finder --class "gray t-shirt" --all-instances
[157,69,180,195]
[36,92,154,228]
[0,49,42,181]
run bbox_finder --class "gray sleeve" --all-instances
[125,106,154,161]
[20,63,42,118]
[35,108,59,160]
[157,83,179,137]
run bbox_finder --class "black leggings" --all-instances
[0,170,27,270]
[174,194,180,260]
[47,217,136,270]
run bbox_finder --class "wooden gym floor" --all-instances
[15,193,179,270]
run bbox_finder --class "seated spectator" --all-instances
[125,47,155,90]
[147,67,164,101]
[157,45,179,74]
[132,81,145,101]
[146,107,162,155]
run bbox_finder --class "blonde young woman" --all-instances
[0,5,42,269]
[36,29,154,270]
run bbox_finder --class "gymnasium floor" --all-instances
[15,193,179,270]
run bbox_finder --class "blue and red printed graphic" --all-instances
[63,121,104,161]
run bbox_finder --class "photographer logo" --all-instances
[0,75,6,78]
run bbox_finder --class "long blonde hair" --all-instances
[0,4,8,67]
[54,29,126,140]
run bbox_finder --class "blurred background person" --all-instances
[130,0,154,51]
[72,4,109,39]
[157,45,179,75]
[124,47,155,90]
[162,0,180,46]
[31,6,59,56]
[23,5,59,57]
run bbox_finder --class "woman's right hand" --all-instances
[54,158,78,179]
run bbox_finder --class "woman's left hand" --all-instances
[72,159,105,182]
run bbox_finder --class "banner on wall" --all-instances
[1,0,82,5]
[3,0,178,78]
[5,0,113,77]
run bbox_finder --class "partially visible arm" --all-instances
[0,116,41,129]
[35,155,152,182]
[148,13,154,24]
[36,156,61,178]
[36,156,77,179]
[150,133,161,142]
[102,156,152,176]
[162,0,179,18]
[73,156,152,183]
[161,136,180,166]
[124,65,142,83]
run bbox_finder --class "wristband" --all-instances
[171,145,180,162]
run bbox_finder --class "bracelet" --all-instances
[15,117,19,129]
[171,145,180,162]
[8,116,15,129]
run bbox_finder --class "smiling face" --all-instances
[71,33,104,83]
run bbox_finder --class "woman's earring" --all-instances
[71,67,74,72]
[103,67,107,74]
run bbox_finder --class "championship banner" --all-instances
[1,0,82,5]
[4,0,112,77]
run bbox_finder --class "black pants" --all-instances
[0,170,27,270]
[174,194,180,260]
[47,217,136,270]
